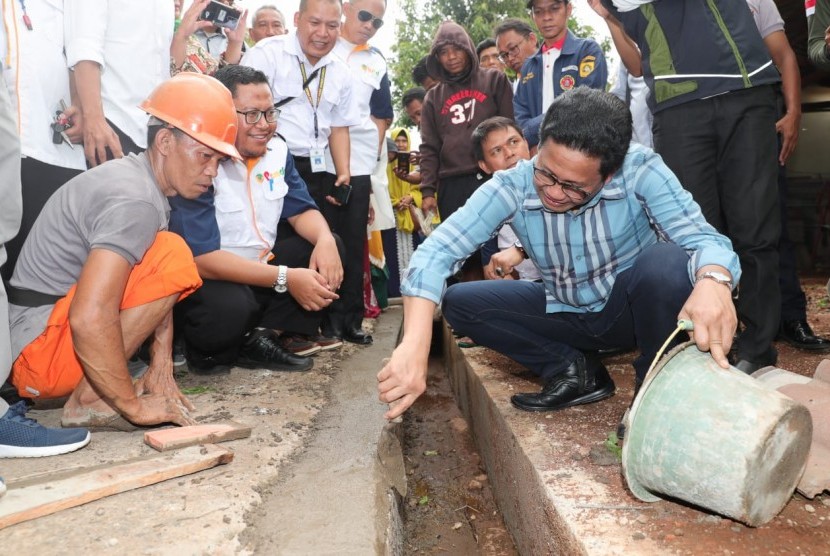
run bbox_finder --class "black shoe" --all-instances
[237,328,313,372]
[343,327,372,345]
[779,320,830,352]
[510,353,615,412]
[732,347,777,375]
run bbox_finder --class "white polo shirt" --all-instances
[324,38,388,176]
[65,0,173,149]
[1,0,85,170]
[214,139,291,263]
[241,32,360,158]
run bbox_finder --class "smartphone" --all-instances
[199,0,241,30]
[332,184,352,205]
[397,151,410,172]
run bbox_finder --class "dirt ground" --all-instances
[402,358,517,555]
[459,277,830,555]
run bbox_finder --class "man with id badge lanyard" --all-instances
[320,0,394,345]
[242,0,364,343]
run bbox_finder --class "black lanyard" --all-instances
[298,62,326,140]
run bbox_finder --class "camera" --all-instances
[199,0,242,30]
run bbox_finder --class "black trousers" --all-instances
[444,243,692,382]
[175,234,338,361]
[295,156,371,333]
[2,157,83,282]
[653,85,780,362]
[437,172,487,273]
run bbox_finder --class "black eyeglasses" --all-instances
[236,106,280,125]
[532,165,592,201]
[358,9,384,29]
[498,37,528,64]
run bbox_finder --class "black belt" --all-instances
[6,285,63,307]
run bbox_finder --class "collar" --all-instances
[541,35,565,54]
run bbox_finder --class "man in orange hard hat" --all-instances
[6,73,241,431]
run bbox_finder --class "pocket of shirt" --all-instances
[262,176,288,201]
[213,192,248,245]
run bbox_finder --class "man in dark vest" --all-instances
[592,0,782,374]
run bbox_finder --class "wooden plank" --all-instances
[143,421,252,452]
[0,444,233,529]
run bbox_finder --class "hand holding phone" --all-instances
[198,0,241,30]
[331,183,352,206]
[396,151,410,172]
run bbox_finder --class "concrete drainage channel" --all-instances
[240,307,408,554]
[381,319,517,555]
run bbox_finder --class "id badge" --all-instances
[310,147,326,173]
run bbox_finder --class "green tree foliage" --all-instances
[389,0,611,125]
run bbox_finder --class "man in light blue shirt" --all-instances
[378,87,740,418]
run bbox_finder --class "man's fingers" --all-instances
[384,394,415,420]
[179,393,196,412]
[709,343,730,369]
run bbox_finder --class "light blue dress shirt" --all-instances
[401,143,741,314]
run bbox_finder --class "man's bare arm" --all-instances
[377,296,435,419]
[68,250,145,419]
[763,30,801,165]
[73,60,123,167]
[328,126,351,189]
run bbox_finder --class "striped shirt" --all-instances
[401,143,741,314]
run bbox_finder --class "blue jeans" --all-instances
[442,243,693,382]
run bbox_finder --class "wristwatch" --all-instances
[273,265,288,293]
[513,240,529,259]
[695,270,733,289]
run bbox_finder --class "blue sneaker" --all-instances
[0,401,91,458]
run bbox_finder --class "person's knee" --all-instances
[149,231,192,262]
[179,283,258,351]
[442,283,481,329]
[632,243,691,299]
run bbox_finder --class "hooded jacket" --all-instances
[419,21,514,198]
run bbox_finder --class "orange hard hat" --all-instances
[140,73,241,160]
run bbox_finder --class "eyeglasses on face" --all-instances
[357,9,384,29]
[236,106,281,125]
[498,36,528,64]
[532,165,591,201]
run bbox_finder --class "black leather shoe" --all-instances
[779,320,830,352]
[733,359,772,375]
[343,327,373,345]
[237,328,313,372]
[732,347,777,375]
[510,353,615,412]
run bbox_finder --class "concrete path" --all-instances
[0,308,405,555]
[241,308,405,554]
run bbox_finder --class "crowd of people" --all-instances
[0,0,828,476]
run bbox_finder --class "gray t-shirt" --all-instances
[9,152,169,359]
[746,0,785,39]
[11,152,169,296]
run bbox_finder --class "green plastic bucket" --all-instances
[622,342,812,526]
